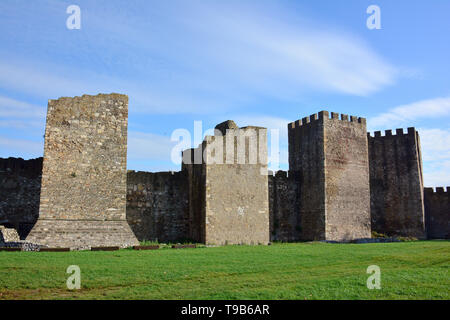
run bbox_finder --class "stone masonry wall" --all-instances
[288,113,325,240]
[182,152,206,243]
[424,187,449,239]
[323,112,371,241]
[26,94,139,249]
[182,121,270,245]
[268,171,300,241]
[368,128,426,238]
[126,170,189,242]
[288,111,371,241]
[0,157,42,238]
[0,114,443,244]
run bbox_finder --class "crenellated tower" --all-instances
[367,127,426,238]
[288,111,371,241]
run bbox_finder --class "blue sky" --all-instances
[0,0,449,186]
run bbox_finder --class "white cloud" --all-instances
[369,97,450,129]
[0,119,43,130]
[0,95,45,119]
[0,95,46,131]
[0,59,231,115]
[0,1,397,117]
[423,161,450,187]
[419,128,450,187]
[419,128,450,162]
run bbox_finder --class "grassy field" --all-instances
[0,241,448,300]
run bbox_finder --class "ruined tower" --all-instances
[26,94,139,249]
[368,128,426,238]
[182,121,270,245]
[288,111,371,241]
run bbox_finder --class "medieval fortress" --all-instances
[0,93,448,249]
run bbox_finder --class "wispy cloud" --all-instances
[369,97,450,129]
[0,1,397,117]
[420,128,450,162]
[419,128,450,187]
[0,95,46,131]
[423,160,450,187]
[0,95,45,119]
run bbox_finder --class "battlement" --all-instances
[367,127,417,138]
[288,110,366,129]
[48,93,126,102]
[424,187,450,195]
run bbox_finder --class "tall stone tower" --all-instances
[26,94,139,249]
[368,128,426,238]
[182,120,270,245]
[288,111,371,241]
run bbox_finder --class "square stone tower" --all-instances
[26,94,139,249]
[288,111,371,241]
[182,121,270,245]
[368,128,426,238]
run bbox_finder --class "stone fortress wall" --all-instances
[0,157,42,238]
[126,170,189,242]
[368,128,426,238]
[2,147,448,243]
[0,93,448,246]
[268,171,300,242]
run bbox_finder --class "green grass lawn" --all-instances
[0,241,448,300]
